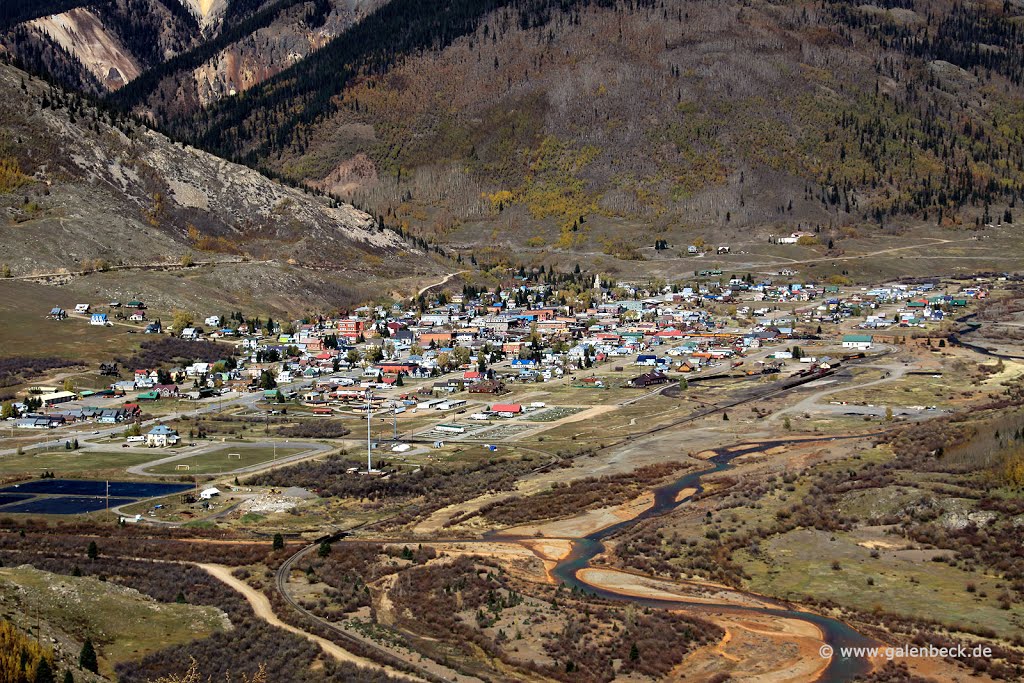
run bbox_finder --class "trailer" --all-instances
[436,423,466,434]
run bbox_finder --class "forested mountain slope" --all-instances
[4,0,1024,262]
[112,0,1024,255]
[2,0,201,93]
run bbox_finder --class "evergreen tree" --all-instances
[79,638,98,674]
[273,533,284,551]
[34,658,54,683]
[258,370,277,390]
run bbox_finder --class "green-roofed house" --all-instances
[842,334,873,350]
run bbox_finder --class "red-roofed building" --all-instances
[379,361,418,374]
[490,403,522,417]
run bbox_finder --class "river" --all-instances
[951,313,1024,361]
[545,437,879,681]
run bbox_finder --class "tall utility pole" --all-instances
[366,389,373,473]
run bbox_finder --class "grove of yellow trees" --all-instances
[0,618,54,683]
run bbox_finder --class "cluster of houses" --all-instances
[45,300,159,330]
[15,274,993,431]
[14,401,141,429]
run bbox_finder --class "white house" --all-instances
[74,303,90,314]
[186,362,210,376]
[842,334,874,350]
[199,487,221,500]
[146,425,180,447]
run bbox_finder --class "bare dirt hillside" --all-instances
[0,62,443,305]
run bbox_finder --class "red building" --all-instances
[336,319,365,336]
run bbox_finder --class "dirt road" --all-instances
[197,563,417,679]
[416,271,464,298]
[766,360,920,424]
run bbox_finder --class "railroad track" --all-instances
[274,538,474,683]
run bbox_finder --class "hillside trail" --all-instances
[416,271,464,298]
[5,258,271,281]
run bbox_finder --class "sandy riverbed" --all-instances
[500,491,655,538]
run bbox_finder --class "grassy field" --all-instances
[0,281,143,361]
[142,445,307,475]
[0,448,160,478]
[737,528,1024,640]
[831,373,961,408]
[0,565,226,677]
